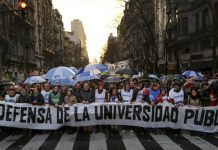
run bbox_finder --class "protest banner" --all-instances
[105,60,129,75]
[0,101,218,132]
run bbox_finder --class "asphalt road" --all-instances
[0,128,217,150]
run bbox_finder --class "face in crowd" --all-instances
[8,86,16,97]
[125,83,130,91]
[138,82,143,89]
[130,81,134,88]
[44,83,50,91]
[53,86,59,93]
[191,89,197,97]
[98,84,104,91]
[83,83,90,91]
[20,87,27,96]
[67,89,73,96]
[152,83,159,91]
[112,88,117,96]
[75,83,80,89]
[33,87,40,95]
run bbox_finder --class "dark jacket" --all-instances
[78,89,94,103]
[73,88,81,100]
[17,94,31,104]
[31,94,44,105]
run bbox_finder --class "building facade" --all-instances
[0,0,36,82]
[71,19,89,66]
[64,31,83,67]
[166,0,218,72]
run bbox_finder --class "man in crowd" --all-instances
[78,82,94,133]
[41,83,51,104]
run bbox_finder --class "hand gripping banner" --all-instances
[0,101,218,132]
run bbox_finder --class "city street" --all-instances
[0,129,217,150]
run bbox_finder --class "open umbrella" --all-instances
[115,68,138,75]
[78,64,108,74]
[75,73,100,83]
[148,74,160,80]
[182,70,201,78]
[50,78,75,86]
[24,76,46,84]
[69,67,78,74]
[104,77,121,83]
[46,66,75,80]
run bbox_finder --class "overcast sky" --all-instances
[52,0,124,63]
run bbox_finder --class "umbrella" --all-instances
[115,68,138,75]
[182,70,201,78]
[104,77,121,83]
[75,73,100,83]
[78,64,108,74]
[148,74,160,80]
[24,76,46,84]
[49,78,75,86]
[69,67,78,74]
[45,66,75,80]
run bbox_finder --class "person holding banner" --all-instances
[95,82,108,133]
[108,87,122,133]
[121,82,133,103]
[168,82,184,107]
[64,88,77,106]
[133,81,146,103]
[49,86,63,107]
[17,86,31,104]
[120,82,134,133]
[95,82,108,103]
[31,87,44,105]
[4,86,19,103]
[185,88,201,107]
[41,83,51,104]
[143,83,162,106]
[78,82,94,133]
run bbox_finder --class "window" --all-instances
[215,2,218,29]
[195,13,199,32]
[202,9,209,30]
[200,39,211,50]
[182,17,189,34]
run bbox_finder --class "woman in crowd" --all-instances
[17,86,31,104]
[64,88,77,106]
[4,86,19,103]
[160,88,168,103]
[95,82,108,103]
[121,82,133,103]
[185,88,201,107]
[133,81,146,103]
[49,86,63,107]
[107,87,122,134]
[31,87,44,105]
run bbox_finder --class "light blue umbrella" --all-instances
[24,76,46,84]
[148,74,160,80]
[75,72,100,83]
[182,70,201,78]
[46,66,75,80]
[49,78,75,86]
[78,64,108,74]
[69,67,78,74]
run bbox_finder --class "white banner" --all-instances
[0,101,218,132]
[105,60,129,75]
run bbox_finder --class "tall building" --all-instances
[71,19,89,66]
[0,0,36,82]
[166,0,218,72]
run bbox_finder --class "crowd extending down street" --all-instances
[1,69,218,136]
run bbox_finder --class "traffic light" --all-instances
[18,0,27,19]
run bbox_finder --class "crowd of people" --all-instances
[0,77,218,134]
